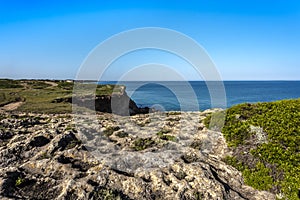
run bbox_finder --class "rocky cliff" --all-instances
[52,84,150,116]
[0,110,275,200]
[73,86,150,116]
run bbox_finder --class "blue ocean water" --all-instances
[99,81,300,111]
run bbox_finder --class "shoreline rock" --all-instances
[0,111,275,200]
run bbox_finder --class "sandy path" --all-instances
[0,101,23,112]
[44,81,58,87]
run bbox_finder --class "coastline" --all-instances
[0,79,299,199]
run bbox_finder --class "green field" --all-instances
[0,79,123,114]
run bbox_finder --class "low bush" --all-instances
[218,99,300,199]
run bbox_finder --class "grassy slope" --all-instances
[208,100,300,199]
[0,79,123,114]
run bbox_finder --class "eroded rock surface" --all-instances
[0,111,275,200]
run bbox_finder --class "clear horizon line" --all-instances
[1,78,300,82]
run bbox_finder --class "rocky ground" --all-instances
[0,110,275,200]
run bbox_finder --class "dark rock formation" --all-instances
[54,87,149,115]
[94,92,149,115]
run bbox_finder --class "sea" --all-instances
[98,81,300,111]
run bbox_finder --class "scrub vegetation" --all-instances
[206,99,300,199]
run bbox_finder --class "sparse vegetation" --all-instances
[190,139,202,150]
[193,191,203,200]
[73,83,125,96]
[27,81,51,89]
[38,152,51,160]
[156,129,177,142]
[115,131,128,138]
[66,139,82,149]
[159,134,177,142]
[103,126,120,137]
[167,111,181,116]
[15,177,25,187]
[157,133,176,142]
[57,81,74,90]
[65,124,76,132]
[89,186,130,200]
[132,137,155,151]
[0,91,24,106]
[0,79,23,89]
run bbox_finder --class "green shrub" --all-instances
[27,81,51,89]
[158,134,177,142]
[156,129,177,142]
[66,139,82,149]
[132,137,155,151]
[243,162,273,190]
[167,111,181,116]
[222,99,300,199]
[103,126,120,137]
[115,131,128,138]
[0,79,23,89]
[15,177,25,187]
[57,81,74,90]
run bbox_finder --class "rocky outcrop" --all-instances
[0,111,275,200]
[95,93,149,115]
[54,86,149,115]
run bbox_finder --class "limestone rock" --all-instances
[0,111,275,200]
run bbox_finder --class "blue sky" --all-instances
[0,0,299,80]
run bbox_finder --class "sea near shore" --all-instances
[99,81,300,111]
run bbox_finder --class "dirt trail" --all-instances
[44,81,58,87]
[0,101,23,112]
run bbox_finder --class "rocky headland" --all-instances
[1,80,298,199]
